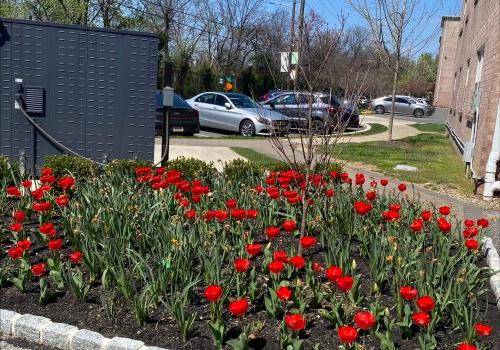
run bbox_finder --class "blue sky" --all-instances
[269,0,463,57]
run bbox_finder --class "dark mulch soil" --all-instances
[1,204,500,349]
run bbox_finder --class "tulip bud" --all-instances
[351,259,357,270]
[373,283,379,293]
[384,308,390,317]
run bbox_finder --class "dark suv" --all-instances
[262,92,360,133]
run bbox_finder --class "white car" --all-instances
[186,92,290,136]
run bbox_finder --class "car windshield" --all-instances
[174,94,192,108]
[226,94,259,108]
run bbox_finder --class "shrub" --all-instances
[105,159,152,177]
[166,157,217,181]
[45,155,99,179]
[223,159,263,183]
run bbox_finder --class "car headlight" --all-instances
[256,116,271,125]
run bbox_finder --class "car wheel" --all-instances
[413,109,424,118]
[240,119,255,137]
[375,105,385,114]
[311,119,325,134]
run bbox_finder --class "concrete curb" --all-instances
[482,237,500,309]
[0,310,169,350]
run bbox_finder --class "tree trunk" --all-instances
[388,58,400,141]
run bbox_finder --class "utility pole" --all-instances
[161,6,173,166]
[286,0,296,90]
[295,0,306,90]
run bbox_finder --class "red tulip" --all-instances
[185,210,196,220]
[31,263,47,277]
[437,218,451,232]
[8,246,24,260]
[6,186,21,198]
[416,295,435,312]
[273,250,288,262]
[284,313,306,331]
[410,219,423,232]
[12,211,26,222]
[337,325,358,344]
[366,191,376,201]
[465,239,479,250]
[457,344,477,350]
[477,218,489,228]
[246,209,259,219]
[329,170,338,179]
[380,179,388,186]
[228,298,249,317]
[234,258,251,273]
[21,180,32,188]
[268,260,285,274]
[325,188,335,197]
[245,243,262,256]
[355,173,365,185]
[39,223,56,236]
[336,275,354,292]
[398,183,406,192]
[32,201,52,212]
[312,262,323,273]
[276,286,293,301]
[399,286,418,301]
[421,210,432,221]
[411,311,430,326]
[438,205,451,216]
[282,219,297,233]
[463,227,479,238]
[58,176,75,190]
[300,236,317,249]
[389,203,401,212]
[231,209,246,220]
[464,219,475,227]
[325,266,343,282]
[370,180,377,188]
[382,210,400,222]
[354,311,376,329]
[55,194,70,207]
[48,239,63,251]
[214,210,229,222]
[69,251,83,264]
[265,226,280,239]
[17,239,32,251]
[475,323,492,336]
[204,285,223,303]
[288,256,305,269]
[9,222,23,232]
[226,199,237,209]
[353,201,372,215]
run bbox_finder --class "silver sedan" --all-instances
[186,92,290,136]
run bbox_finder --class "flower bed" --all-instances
[1,165,498,350]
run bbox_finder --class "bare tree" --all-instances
[347,0,438,141]
[265,12,369,256]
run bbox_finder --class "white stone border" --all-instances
[0,310,168,350]
[482,237,500,308]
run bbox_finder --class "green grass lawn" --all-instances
[411,123,447,133]
[231,147,284,168]
[351,123,388,136]
[332,133,474,195]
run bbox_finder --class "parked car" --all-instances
[155,91,200,135]
[259,90,293,101]
[369,95,434,117]
[186,92,290,137]
[261,92,360,133]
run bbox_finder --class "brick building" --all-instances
[434,0,500,199]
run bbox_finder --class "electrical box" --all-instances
[0,18,158,172]
[163,87,174,107]
[463,142,474,163]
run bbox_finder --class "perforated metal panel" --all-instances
[24,86,44,113]
[0,18,158,173]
